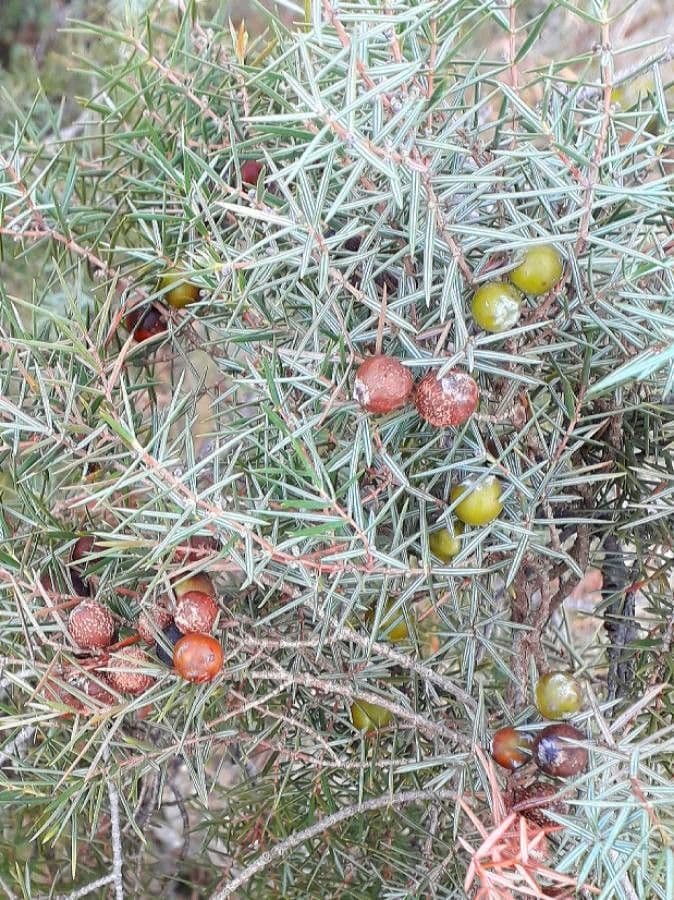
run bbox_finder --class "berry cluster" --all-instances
[353,355,479,428]
[54,533,225,711]
[471,244,563,333]
[352,246,564,563]
[490,670,588,827]
[353,244,563,420]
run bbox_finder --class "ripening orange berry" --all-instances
[490,726,534,770]
[173,633,224,683]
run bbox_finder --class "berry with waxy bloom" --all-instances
[533,724,588,778]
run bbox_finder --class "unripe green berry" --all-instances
[160,271,201,309]
[451,477,503,526]
[350,698,393,731]
[471,282,523,332]
[535,671,583,720]
[510,245,563,295]
[366,599,410,643]
[429,523,463,562]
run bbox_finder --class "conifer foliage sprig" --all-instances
[1,0,673,896]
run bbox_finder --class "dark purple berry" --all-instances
[155,622,184,666]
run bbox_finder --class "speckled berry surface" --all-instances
[106,646,155,694]
[353,355,413,414]
[174,590,218,634]
[533,724,588,778]
[137,603,174,643]
[415,370,479,427]
[511,782,568,826]
[173,633,224,683]
[47,669,116,714]
[68,600,115,650]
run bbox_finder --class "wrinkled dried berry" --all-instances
[511,782,568,826]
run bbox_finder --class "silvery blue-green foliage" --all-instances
[0,0,673,896]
